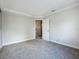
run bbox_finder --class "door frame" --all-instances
[35,20,42,39]
[34,17,49,40]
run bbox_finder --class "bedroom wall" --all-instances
[2,11,35,46]
[49,6,79,49]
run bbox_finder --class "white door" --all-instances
[42,17,49,41]
[0,11,2,49]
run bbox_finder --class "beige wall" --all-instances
[49,6,79,49]
[2,11,35,46]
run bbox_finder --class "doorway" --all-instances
[35,20,42,39]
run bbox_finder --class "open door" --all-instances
[35,20,42,39]
[35,18,49,40]
[42,17,49,41]
[0,8,2,49]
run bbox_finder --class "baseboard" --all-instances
[49,40,79,49]
[2,38,79,49]
[2,39,34,47]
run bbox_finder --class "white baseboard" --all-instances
[2,38,79,49]
[2,39,34,47]
[49,40,79,49]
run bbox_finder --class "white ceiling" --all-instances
[1,0,79,17]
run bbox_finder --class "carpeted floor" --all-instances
[0,39,79,59]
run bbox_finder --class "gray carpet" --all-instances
[0,39,79,59]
